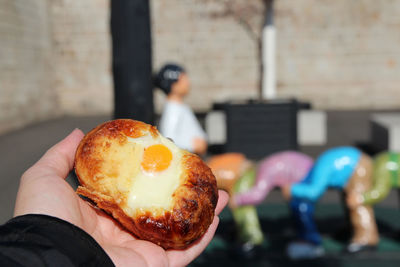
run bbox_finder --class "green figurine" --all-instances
[348,152,400,207]
[207,153,264,255]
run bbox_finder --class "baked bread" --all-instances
[74,119,218,249]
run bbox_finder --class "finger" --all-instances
[26,129,84,179]
[166,215,220,267]
[215,190,229,215]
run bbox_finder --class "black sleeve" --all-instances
[0,214,114,267]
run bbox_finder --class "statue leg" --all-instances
[232,205,264,246]
[287,198,324,259]
[345,154,379,251]
[232,168,264,246]
[290,198,321,245]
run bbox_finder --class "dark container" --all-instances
[214,99,299,160]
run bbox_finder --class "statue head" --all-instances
[154,63,187,96]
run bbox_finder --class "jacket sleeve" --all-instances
[0,214,114,267]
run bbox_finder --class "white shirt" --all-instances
[159,101,207,152]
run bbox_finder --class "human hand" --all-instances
[193,137,207,156]
[14,129,229,267]
[227,193,238,209]
[346,192,364,209]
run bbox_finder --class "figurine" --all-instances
[285,147,379,259]
[154,63,207,155]
[234,151,314,206]
[347,151,399,210]
[208,151,315,257]
[207,153,264,256]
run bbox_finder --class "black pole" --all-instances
[111,0,154,124]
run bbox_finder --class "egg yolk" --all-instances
[141,144,173,173]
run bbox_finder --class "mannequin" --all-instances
[154,64,207,155]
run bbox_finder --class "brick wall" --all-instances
[0,0,58,133]
[0,0,112,134]
[50,0,400,112]
[275,0,400,109]
[152,0,400,111]
[50,0,112,115]
[1,0,399,134]
[151,0,260,113]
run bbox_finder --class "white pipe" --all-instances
[262,1,276,100]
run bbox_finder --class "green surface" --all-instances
[190,203,400,266]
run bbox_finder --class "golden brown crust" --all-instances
[75,119,218,249]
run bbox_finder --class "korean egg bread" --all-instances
[75,119,218,249]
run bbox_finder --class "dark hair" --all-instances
[153,63,185,95]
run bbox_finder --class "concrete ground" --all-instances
[0,111,398,224]
[0,115,110,223]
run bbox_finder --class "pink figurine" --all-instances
[234,151,314,206]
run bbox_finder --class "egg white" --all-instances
[126,134,183,212]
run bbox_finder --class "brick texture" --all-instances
[152,0,400,110]
[1,0,400,134]
[50,0,112,115]
[275,0,400,109]
[0,0,58,133]
[151,0,260,113]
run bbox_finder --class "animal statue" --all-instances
[348,151,400,207]
[208,151,314,255]
[208,153,264,254]
[285,147,379,259]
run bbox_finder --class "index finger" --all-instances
[215,190,229,215]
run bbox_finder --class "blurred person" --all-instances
[154,63,207,155]
[0,129,228,266]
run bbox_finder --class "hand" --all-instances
[281,184,292,201]
[14,129,229,267]
[346,192,364,209]
[193,137,207,155]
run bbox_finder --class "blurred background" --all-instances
[1,0,400,265]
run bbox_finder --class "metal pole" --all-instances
[262,0,276,99]
[111,0,154,124]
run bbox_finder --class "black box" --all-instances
[214,99,298,160]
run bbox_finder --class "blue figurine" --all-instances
[283,147,379,259]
